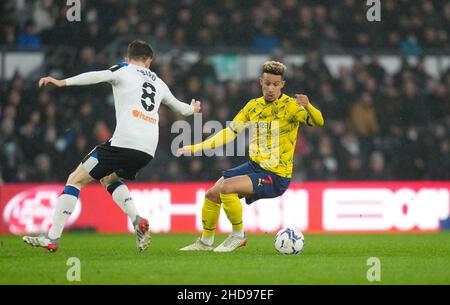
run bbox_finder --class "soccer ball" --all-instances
[274,227,305,255]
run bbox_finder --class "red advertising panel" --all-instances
[1,182,449,235]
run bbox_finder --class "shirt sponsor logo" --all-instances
[132,109,157,124]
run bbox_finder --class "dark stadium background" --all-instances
[1,0,448,184]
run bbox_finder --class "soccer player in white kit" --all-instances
[23,40,201,252]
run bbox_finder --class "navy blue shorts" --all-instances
[222,161,291,204]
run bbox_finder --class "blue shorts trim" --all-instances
[222,161,291,204]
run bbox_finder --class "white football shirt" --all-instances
[65,62,194,156]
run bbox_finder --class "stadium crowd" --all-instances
[1,0,449,52]
[0,0,449,183]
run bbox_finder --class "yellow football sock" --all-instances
[201,197,221,238]
[220,193,243,232]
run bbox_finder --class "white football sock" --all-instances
[201,235,214,246]
[48,185,80,240]
[108,183,138,223]
[232,230,245,238]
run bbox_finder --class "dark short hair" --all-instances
[127,40,154,61]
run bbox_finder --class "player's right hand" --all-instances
[39,76,66,88]
[191,99,201,113]
[176,146,192,157]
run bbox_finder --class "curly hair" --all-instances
[262,61,287,78]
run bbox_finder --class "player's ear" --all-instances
[259,77,263,86]
[124,57,130,63]
[146,58,152,68]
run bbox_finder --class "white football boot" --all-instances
[23,235,59,252]
[213,234,247,253]
[179,238,214,251]
[134,216,151,252]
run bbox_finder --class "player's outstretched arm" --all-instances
[163,97,201,117]
[162,81,201,116]
[295,94,325,127]
[178,100,250,157]
[39,70,116,89]
[177,127,237,157]
[65,70,117,86]
[38,76,67,88]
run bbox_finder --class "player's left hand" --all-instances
[176,147,192,157]
[295,94,310,107]
[38,76,66,88]
[191,99,201,113]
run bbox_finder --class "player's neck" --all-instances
[264,93,283,103]
[128,60,150,69]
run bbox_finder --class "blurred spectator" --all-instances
[301,50,332,84]
[348,92,380,137]
[18,20,42,51]
[188,53,218,85]
[367,151,390,180]
[253,25,279,51]
[0,23,17,47]
[341,157,365,181]
[32,153,53,182]
[75,47,102,74]
[32,0,57,33]
[367,55,386,83]
[400,34,422,56]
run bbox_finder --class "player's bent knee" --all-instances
[220,180,235,195]
[100,175,112,187]
[67,171,79,185]
[67,175,83,188]
[67,168,93,189]
[100,177,109,187]
[205,188,221,203]
[101,175,122,189]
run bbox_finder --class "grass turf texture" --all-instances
[1,233,449,284]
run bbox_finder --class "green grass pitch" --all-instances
[1,232,449,284]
